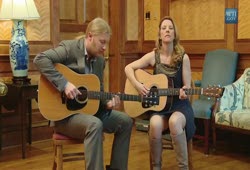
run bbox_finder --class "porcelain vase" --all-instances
[9,20,29,78]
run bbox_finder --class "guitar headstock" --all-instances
[203,86,225,98]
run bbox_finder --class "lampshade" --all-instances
[0,0,40,20]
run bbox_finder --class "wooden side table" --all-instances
[0,82,38,159]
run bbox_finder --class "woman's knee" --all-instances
[150,115,163,128]
[169,112,186,135]
[149,115,164,137]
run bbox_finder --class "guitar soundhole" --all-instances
[75,86,88,104]
[66,86,87,111]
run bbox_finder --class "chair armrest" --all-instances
[211,98,221,121]
[219,79,245,112]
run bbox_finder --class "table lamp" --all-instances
[0,0,40,84]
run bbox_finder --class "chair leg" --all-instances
[212,124,217,151]
[187,139,193,170]
[56,145,63,170]
[53,144,57,170]
[149,151,153,170]
[204,119,210,155]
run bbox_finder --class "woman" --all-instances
[125,16,195,170]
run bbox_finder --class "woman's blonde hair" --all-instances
[155,16,184,67]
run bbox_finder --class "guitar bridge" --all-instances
[61,92,66,104]
[142,87,159,108]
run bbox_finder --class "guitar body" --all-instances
[38,64,100,121]
[124,69,168,118]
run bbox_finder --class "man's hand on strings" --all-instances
[64,82,81,99]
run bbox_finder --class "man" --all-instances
[34,17,133,170]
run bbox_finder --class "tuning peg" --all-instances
[216,84,221,88]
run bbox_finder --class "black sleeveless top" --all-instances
[153,51,196,141]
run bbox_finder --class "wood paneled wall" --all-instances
[144,0,160,40]
[59,0,109,40]
[171,0,225,40]
[59,0,109,91]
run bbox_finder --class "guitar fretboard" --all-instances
[86,91,142,102]
[158,88,203,96]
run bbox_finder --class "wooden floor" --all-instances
[0,125,249,170]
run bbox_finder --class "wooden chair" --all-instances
[52,132,85,170]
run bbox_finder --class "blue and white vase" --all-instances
[9,20,29,78]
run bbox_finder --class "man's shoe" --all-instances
[0,82,8,96]
[106,165,119,170]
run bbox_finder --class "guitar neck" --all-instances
[158,88,202,96]
[88,91,142,102]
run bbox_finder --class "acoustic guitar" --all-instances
[124,69,224,118]
[38,64,159,121]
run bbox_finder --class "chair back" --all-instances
[200,49,238,100]
[192,49,239,118]
[201,49,238,88]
